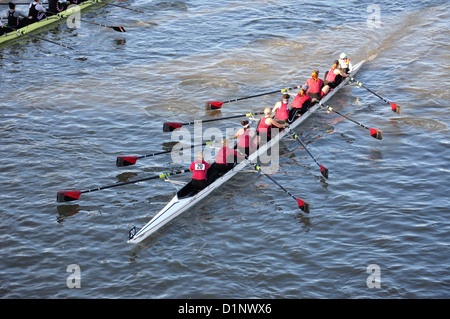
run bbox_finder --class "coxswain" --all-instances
[189,152,211,191]
[288,85,313,123]
[306,70,324,101]
[271,93,291,123]
[256,107,288,145]
[338,53,353,75]
[213,138,238,174]
[322,60,349,95]
[28,0,46,24]
[4,2,28,31]
[234,120,257,158]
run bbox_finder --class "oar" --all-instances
[57,168,190,202]
[319,102,383,140]
[116,139,217,167]
[79,18,125,32]
[245,159,310,213]
[163,111,264,132]
[205,86,302,110]
[10,27,75,50]
[286,128,328,179]
[55,12,126,32]
[100,1,151,15]
[351,78,401,114]
[0,2,48,4]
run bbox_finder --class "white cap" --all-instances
[340,53,347,59]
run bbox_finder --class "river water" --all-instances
[0,0,448,299]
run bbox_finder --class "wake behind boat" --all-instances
[127,60,366,244]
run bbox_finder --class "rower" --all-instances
[213,138,238,174]
[322,60,349,95]
[271,93,290,123]
[288,85,312,123]
[28,0,46,24]
[48,0,69,15]
[256,107,288,145]
[338,53,353,75]
[4,2,28,31]
[189,152,211,191]
[306,70,324,101]
[234,120,257,158]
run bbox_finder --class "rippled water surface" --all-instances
[0,0,449,299]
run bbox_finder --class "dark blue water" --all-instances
[0,0,448,299]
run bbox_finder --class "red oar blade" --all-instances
[319,164,329,179]
[116,156,138,167]
[112,26,126,32]
[369,128,383,140]
[297,198,310,213]
[57,191,81,203]
[390,103,401,114]
[163,122,183,132]
[205,101,223,110]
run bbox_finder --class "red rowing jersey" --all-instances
[306,78,324,94]
[190,160,210,180]
[257,116,272,139]
[216,147,237,165]
[237,130,251,148]
[292,93,312,109]
[325,67,338,82]
[274,101,289,120]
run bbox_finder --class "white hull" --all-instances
[128,60,365,243]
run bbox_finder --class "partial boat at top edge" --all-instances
[0,0,110,46]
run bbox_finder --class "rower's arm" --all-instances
[269,118,287,128]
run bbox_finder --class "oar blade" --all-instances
[390,103,401,115]
[205,101,223,110]
[163,122,183,132]
[369,128,383,140]
[297,198,310,214]
[57,191,81,203]
[112,26,126,32]
[116,156,138,167]
[319,164,329,179]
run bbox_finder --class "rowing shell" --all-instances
[0,0,109,46]
[128,60,366,244]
